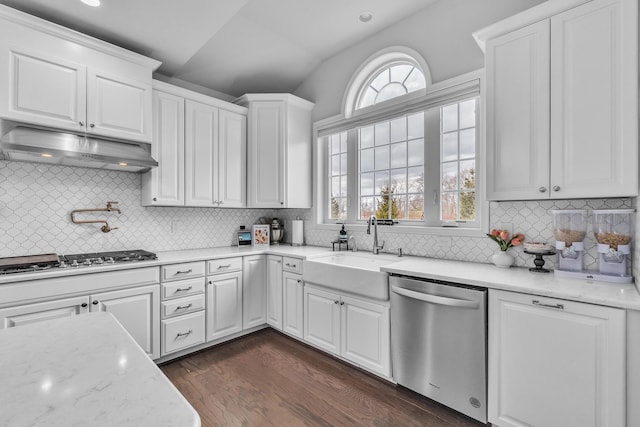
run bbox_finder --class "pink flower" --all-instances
[490,229,500,237]
[499,230,509,240]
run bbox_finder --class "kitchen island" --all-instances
[0,311,200,427]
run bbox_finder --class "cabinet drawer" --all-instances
[283,257,302,274]
[208,257,242,275]
[162,311,205,355]
[161,294,205,319]
[162,262,205,282]
[161,278,205,301]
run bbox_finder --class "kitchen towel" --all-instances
[291,219,304,246]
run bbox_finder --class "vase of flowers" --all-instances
[487,229,524,268]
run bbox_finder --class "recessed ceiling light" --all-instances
[81,0,101,7]
[359,11,373,23]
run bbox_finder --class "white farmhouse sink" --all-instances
[302,252,400,301]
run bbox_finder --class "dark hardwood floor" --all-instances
[160,329,484,427]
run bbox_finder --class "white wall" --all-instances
[294,0,545,121]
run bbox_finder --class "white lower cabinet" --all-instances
[242,255,266,330]
[206,270,243,341]
[304,285,390,377]
[282,271,304,339]
[162,311,206,355]
[488,289,626,427]
[266,255,283,329]
[90,285,160,360]
[0,295,90,328]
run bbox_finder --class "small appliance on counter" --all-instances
[553,209,587,272]
[270,218,284,245]
[236,226,251,246]
[592,209,634,281]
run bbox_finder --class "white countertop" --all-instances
[0,312,200,427]
[382,257,640,310]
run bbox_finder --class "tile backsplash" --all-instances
[1,161,636,280]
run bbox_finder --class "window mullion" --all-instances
[346,129,359,222]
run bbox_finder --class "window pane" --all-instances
[460,129,475,159]
[442,104,458,132]
[390,117,407,143]
[460,191,476,221]
[442,162,458,190]
[441,192,458,222]
[405,67,426,92]
[391,168,406,193]
[360,172,374,196]
[360,126,374,149]
[359,88,376,109]
[390,142,407,168]
[360,197,374,219]
[407,112,424,139]
[460,160,475,190]
[331,176,341,197]
[361,148,374,172]
[375,146,389,170]
[376,83,407,103]
[407,138,424,166]
[408,194,424,220]
[393,195,407,219]
[331,135,340,154]
[331,155,340,176]
[374,122,390,146]
[375,171,389,194]
[442,132,458,162]
[391,64,413,83]
[370,69,389,91]
[408,167,423,193]
[340,132,348,152]
[340,153,347,175]
[459,99,476,129]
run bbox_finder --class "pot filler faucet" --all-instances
[367,216,385,254]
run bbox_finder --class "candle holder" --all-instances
[524,250,556,273]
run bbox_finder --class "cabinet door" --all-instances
[247,101,285,208]
[90,285,160,359]
[282,272,304,339]
[0,48,86,132]
[185,99,218,206]
[485,20,550,200]
[550,0,638,198]
[0,296,90,329]
[341,295,390,377]
[141,90,185,206]
[488,290,625,427]
[206,271,243,341]
[86,68,152,142]
[242,255,267,329]
[304,286,340,355]
[266,255,283,329]
[218,109,246,208]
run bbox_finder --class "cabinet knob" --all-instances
[81,302,88,308]
[334,300,339,304]
[340,301,345,306]
[538,187,547,193]
[89,123,95,128]
[92,300,99,305]
[153,197,157,202]
[552,185,560,192]
[280,202,284,205]
[78,121,84,127]
[297,280,301,283]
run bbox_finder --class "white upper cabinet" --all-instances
[235,94,314,208]
[479,0,638,200]
[142,81,247,207]
[0,6,159,143]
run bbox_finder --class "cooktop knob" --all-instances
[94,258,104,265]
[71,260,79,268]
[82,259,92,266]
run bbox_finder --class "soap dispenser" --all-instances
[339,224,348,242]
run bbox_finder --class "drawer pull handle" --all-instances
[176,330,193,337]
[532,300,564,310]
[175,269,193,275]
[217,264,231,269]
[286,263,297,268]
[176,286,193,292]
[175,304,193,311]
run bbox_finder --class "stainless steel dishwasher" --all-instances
[390,274,487,423]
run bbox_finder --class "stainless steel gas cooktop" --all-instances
[0,250,157,275]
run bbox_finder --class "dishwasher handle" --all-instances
[391,285,480,309]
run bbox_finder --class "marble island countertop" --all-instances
[0,312,200,427]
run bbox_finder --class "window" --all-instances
[328,132,348,221]
[357,63,426,109]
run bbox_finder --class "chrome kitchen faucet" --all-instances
[367,216,384,254]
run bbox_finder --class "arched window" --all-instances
[356,62,426,109]
[343,47,431,118]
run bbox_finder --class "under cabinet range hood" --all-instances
[0,126,158,173]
